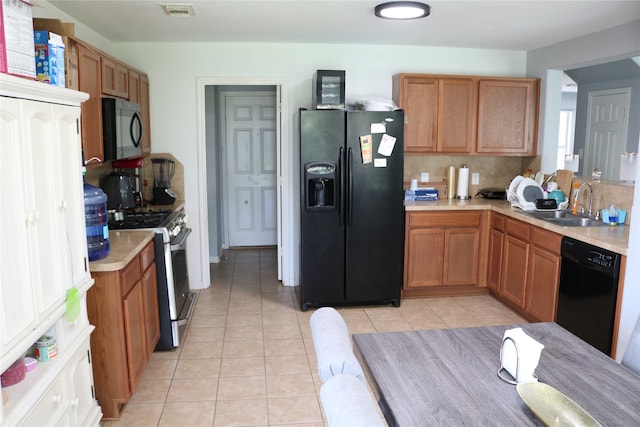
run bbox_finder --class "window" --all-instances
[557,109,575,170]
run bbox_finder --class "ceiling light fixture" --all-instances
[375,1,430,20]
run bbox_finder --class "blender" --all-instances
[151,158,177,205]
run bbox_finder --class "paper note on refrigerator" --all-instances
[374,158,387,168]
[360,135,373,164]
[377,134,396,156]
[371,122,386,133]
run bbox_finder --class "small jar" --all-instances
[35,335,58,362]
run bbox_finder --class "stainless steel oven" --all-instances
[109,208,197,350]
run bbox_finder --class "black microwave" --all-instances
[102,97,143,161]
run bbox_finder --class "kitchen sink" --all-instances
[545,217,608,227]
[518,210,609,227]
[521,210,577,220]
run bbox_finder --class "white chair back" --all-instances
[320,373,385,427]
[621,314,640,375]
[310,307,365,383]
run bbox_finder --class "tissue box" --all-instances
[406,188,439,201]
[34,30,65,86]
[0,0,36,78]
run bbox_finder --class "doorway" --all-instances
[583,88,631,180]
[220,91,278,247]
[197,78,289,286]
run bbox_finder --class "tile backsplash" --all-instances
[404,154,634,224]
[404,155,536,197]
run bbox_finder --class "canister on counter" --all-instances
[35,335,58,362]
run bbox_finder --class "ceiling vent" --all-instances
[161,4,196,17]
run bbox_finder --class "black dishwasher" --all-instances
[556,237,621,355]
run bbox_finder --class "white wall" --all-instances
[526,20,640,360]
[107,42,527,290]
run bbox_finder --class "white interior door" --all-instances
[224,92,277,247]
[583,88,630,180]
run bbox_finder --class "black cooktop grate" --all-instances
[108,209,173,230]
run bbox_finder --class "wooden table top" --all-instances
[353,323,640,426]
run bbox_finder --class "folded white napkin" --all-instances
[501,328,545,383]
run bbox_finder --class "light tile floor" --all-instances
[103,248,527,427]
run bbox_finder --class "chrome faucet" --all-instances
[575,182,594,216]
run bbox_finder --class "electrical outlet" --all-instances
[421,172,430,182]
[472,173,480,185]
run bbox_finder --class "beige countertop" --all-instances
[405,198,630,255]
[89,230,155,272]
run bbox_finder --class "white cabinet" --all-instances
[0,74,101,426]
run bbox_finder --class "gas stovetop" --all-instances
[108,209,173,230]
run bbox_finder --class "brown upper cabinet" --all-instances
[130,71,152,155]
[476,78,538,155]
[77,44,104,166]
[393,74,476,154]
[76,41,151,165]
[101,56,129,98]
[393,73,539,156]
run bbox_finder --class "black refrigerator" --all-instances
[298,109,405,310]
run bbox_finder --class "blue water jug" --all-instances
[84,182,110,261]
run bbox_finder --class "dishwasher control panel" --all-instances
[587,250,616,269]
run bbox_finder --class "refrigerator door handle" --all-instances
[339,147,344,225]
[347,147,353,226]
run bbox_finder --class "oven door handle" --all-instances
[176,292,197,327]
[170,227,192,250]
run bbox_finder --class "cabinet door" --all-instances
[77,45,104,165]
[525,228,562,322]
[437,79,475,153]
[400,77,438,153]
[476,79,537,155]
[20,100,67,318]
[487,228,504,292]
[66,342,97,426]
[122,282,146,393]
[501,235,529,308]
[128,69,140,103]
[138,74,151,155]
[0,97,37,352]
[404,228,444,287]
[101,57,129,98]
[443,228,479,285]
[52,103,90,291]
[141,263,160,360]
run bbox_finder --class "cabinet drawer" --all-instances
[505,218,530,241]
[531,227,561,254]
[139,241,155,273]
[490,213,505,231]
[121,256,141,296]
[408,211,481,228]
[20,374,67,426]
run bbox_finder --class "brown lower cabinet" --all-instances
[404,211,482,297]
[87,241,160,420]
[487,212,561,321]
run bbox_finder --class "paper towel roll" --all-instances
[456,165,469,199]
[447,165,456,200]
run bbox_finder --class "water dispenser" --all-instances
[304,162,336,210]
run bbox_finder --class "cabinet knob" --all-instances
[60,200,68,209]
[70,397,79,407]
[53,394,63,404]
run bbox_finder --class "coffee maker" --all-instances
[112,157,145,207]
[151,158,177,205]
